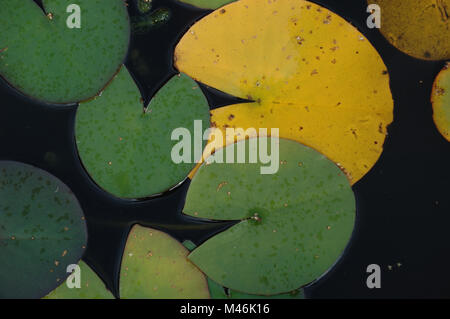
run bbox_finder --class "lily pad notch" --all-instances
[75,65,211,199]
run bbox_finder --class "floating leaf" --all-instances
[75,66,210,199]
[0,0,130,104]
[44,261,114,299]
[371,0,450,60]
[0,161,87,299]
[178,0,236,9]
[432,63,450,140]
[120,225,210,298]
[175,0,393,184]
[184,137,355,295]
[208,279,305,299]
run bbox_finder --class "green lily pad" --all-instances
[207,278,229,299]
[75,66,210,199]
[183,238,304,298]
[178,0,236,9]
[0,0,130,104]
[119,225,210,299]
[0,161,87,299]
[184,137,355,295]
[44,261,114,299]
[207,279,304,299]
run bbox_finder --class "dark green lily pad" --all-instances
[0,0,130,104]
[120,225,210,298]
[75,66,210,199]
[178,0,236,9]
[184,137,355,295]
[207,279,305,299]
[0,161,87,298]
[44,261,114,299]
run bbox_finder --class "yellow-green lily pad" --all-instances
[75,66,210,199]
[119,225,210,298]
[44,261,114,299]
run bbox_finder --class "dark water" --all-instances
[0,0,449,299]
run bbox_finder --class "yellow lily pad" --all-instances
[175,0,394,184]
[432,63,450,140]
[371,0,450,61]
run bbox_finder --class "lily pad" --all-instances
[184,137,355,295]
[432,63,450,141]
[184,238,304,298]
[119,225,210,298]
[208,278,305,299]
[175,0,393,184]
[0,0,130,104]
[371,0,450,60]
[178,0,236,10]
[44,261,114,299]
[75,66,210,199]
[0,161,87,299]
